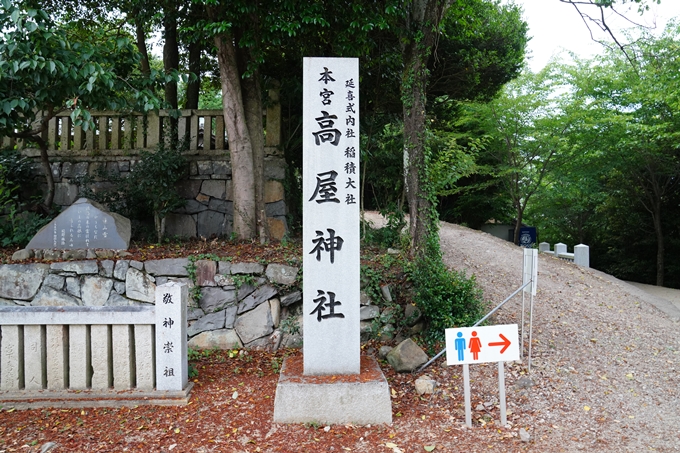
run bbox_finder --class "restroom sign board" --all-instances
[445,324,519,366]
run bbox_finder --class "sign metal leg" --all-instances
[520,291,526,358]
[464,363,471,428]
[528,290,535,373]
[499,361,507,426]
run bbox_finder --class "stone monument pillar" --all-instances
[273,58,391,425]
[302,57,361,375]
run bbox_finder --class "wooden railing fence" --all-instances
[1,110,231,155]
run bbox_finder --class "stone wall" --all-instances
[30,155,288,241]
[0,257,413,350]
[0,258,301,350]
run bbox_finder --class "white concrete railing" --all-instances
[0,283,187,394]
[539,242,589,268]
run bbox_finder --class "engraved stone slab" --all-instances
[1,325,24,390]
[46,325,69,390]
[69,325,90,389]
[26,198,131,250]
[134,324,155,390]
[156,282,188,391]
[24,325,46,390]
[303,57,361,375]
[112,325,135,389]
[91,325,112,389]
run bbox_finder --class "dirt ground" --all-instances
[1,216,679,452]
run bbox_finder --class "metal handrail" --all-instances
[416,279,533,373]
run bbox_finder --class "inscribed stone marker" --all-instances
[155,282,188,391]
[303,57,360,375]
[26,198,131,250]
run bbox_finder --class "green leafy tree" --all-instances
[559,24,680,286]
[469,68,571,245]
[0,2,174,210]
[193,0,397,241]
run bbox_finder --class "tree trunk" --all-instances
[402,42,432,259]
[513,205,524,245]
[214,33,257,239]
[241,72,268,243]
[163,6,179,109]
[154,213,166,244]
[401,0,451,259]
[185,40,201,109]
[134,19,151,76]
[36,136,55,210]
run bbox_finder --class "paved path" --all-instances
[626,281,680,317]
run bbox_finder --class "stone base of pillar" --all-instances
[273,355,392,425]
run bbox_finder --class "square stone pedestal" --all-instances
[273,355,392,425]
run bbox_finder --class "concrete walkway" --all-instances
[626,281,680,318]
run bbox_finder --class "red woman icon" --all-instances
[469,331,482,360]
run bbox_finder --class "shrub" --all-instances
[361,205,406,249]
[0,150,52,247]
[81,135,187,243]
[408,236,486,347]
[0,207,51,247]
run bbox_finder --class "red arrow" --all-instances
[488,334,511,354]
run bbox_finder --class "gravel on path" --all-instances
[437,220,680,452]
[364,211,680,451]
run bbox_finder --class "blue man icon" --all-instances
[454,331,466,361]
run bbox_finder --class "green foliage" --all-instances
[280,314,301,336]
[231,274,256,289]
[0,2,177,138]
[428,0,528,102]
[461,67,571,243]
[408,246,485,345]
[0,149,52,247]
[0,206,51,247]
[521,23,680,286]
[361,121,404,211]
[0,150,34,197]
[81,134,188,243]
[409,133,486,345]
[360,264,383,306]
[361,206,406,249]
[270,357,282,374]
[369,301,401,340]
[0,162,15,210]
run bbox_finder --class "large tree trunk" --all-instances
[401,0,451,259]
[241,72,268,243]
[163,5,179,109]
[185,40,201,109]
[402,42,433,259]
[214,33,257,239]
